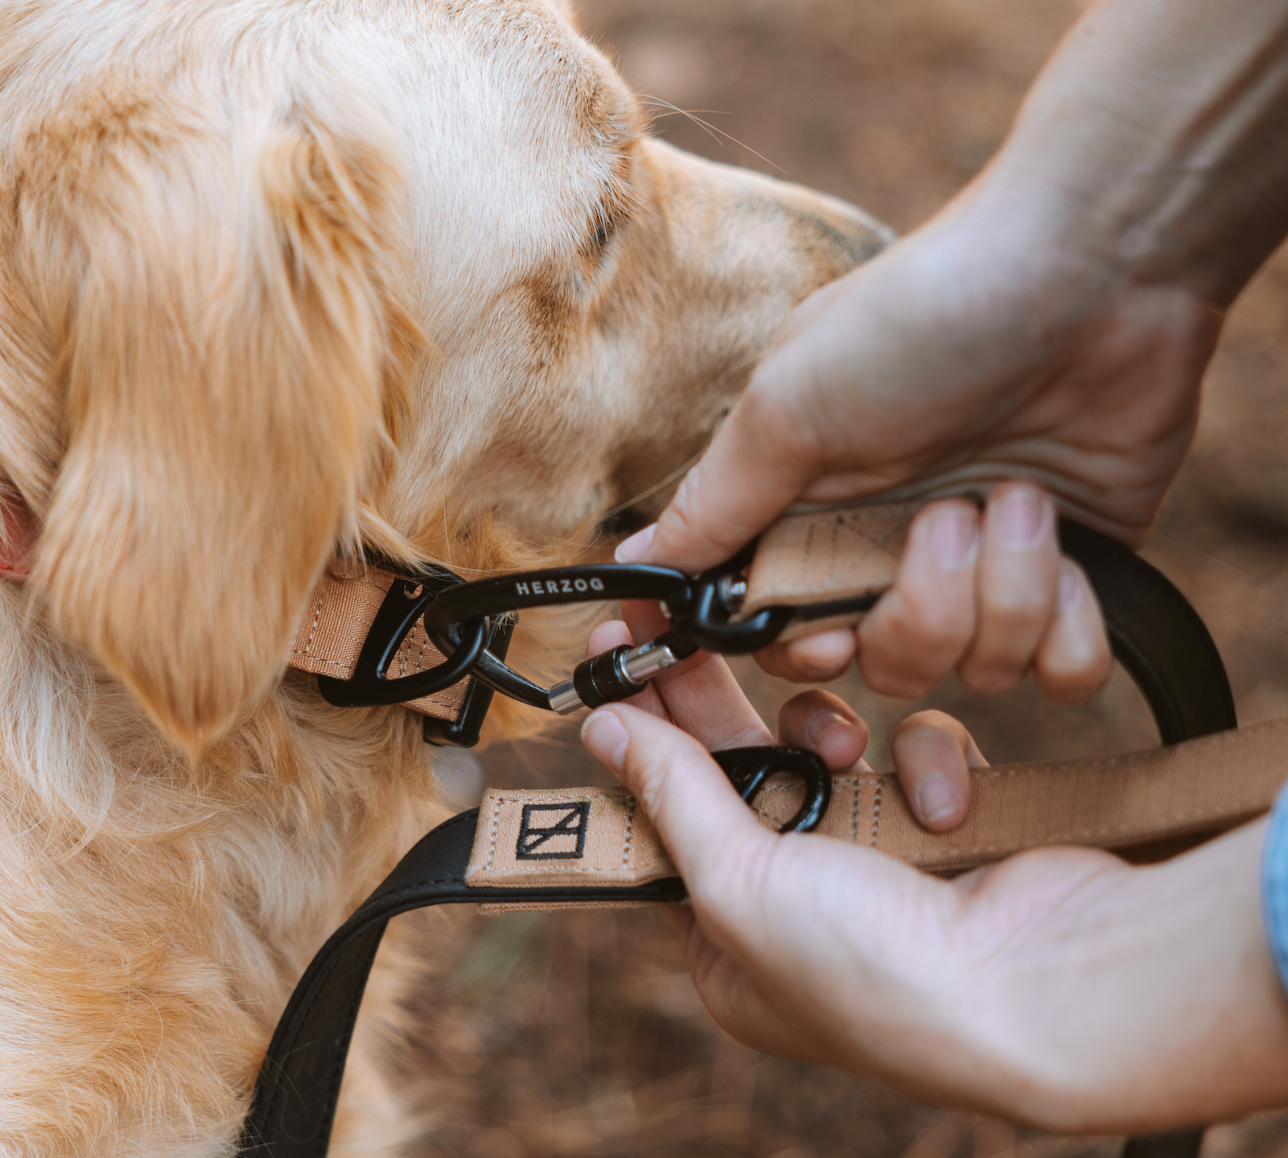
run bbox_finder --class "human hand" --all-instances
[591,598,990,830]
[620,0,1288,694]
[752,484,1112,701]
[619,186,1205,693]
[579,604,1288,1131]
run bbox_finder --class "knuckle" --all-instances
[979,584,1052,624]
[892,588,973,646]
[897,708,958,737]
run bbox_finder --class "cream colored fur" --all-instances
[0,1,888,1153]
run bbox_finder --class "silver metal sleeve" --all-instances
[546,641,683,715]
[618,641,681,683]
[548,677,584,715]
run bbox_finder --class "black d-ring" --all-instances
[710,746,832,833]
[317,575,489,707]
[687,581,794,654]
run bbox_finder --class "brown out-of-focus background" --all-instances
[405,0,1288,1154]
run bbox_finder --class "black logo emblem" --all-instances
[516,801,590,860]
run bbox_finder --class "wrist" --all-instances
[975,0,1288,307]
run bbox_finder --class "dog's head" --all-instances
[0,0,888,754]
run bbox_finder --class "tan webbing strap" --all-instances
[741,502,919,641]
[286,562,468,722]
[465,718,1288,907]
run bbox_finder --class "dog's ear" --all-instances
[35,106,415,755]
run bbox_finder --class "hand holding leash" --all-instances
[577,610,1288,1135]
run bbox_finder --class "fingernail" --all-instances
[806,710,851,749]
[997,486,1049,549]
[915,773,958,824]
[615,524,656,564]
[1058,561,1083,609]
[581,710,629,771]
[930,505,978,570]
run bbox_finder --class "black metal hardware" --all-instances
[421,563,694,637]
[685,571,794,653]
[315,570,488,708]
[568,644,646,709]
[421,563,695,708]
[422,615,517,747]
[322,521,1240,765]
[682,543,882,652]
[415,553,876,711]
[711,746,832,833]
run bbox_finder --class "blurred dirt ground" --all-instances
[403,0,1288,1153]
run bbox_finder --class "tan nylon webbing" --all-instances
[741,502,918,641]
[466,718,1288,906]
[286,562,468,722]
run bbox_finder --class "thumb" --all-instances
[579,703,774,892]
[629,386,822,572]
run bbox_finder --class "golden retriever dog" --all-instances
[0,0,887,1153]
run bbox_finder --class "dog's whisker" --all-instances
[600,447,705,521]
[639,96,787,174]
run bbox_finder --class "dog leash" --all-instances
[236,504,1284,1158]
[0,494,1270,1157]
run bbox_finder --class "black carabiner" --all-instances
[684,577,794,654]
[423,563,695,708]
[711,746,832,834]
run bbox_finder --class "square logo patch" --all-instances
[515,801,590,860]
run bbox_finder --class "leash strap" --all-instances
[240,506,1276,1157]
[239,709,1284,1155]
[742,500,921,640]
[469,722,1288,881]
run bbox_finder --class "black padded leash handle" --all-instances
[1059,520,1235,745]
[238,525,1233,1158]
[236,811,684,1156]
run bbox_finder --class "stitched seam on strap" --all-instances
[799,519,817,591]
[485,798,502,871]
[622,797,636,868]
[870,780,883,848]
[827,515,841,587]
[850,778,861,844]
[480,862,671,875]
[295,593,326,657]
[494,792,630,802]
[289,655,357,669]
[963,731,1275,779]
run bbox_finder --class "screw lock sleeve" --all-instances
[571,645,646,709]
